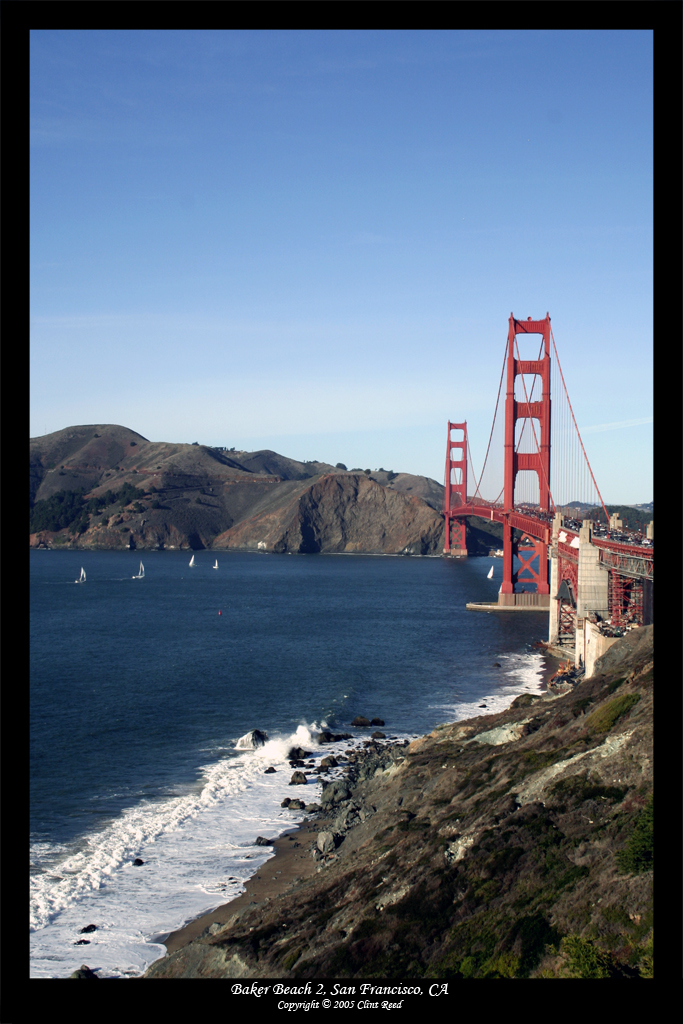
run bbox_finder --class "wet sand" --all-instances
[161,814,329,955]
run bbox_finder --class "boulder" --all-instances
[371,731,386,740]
[370,718,385,726]
[69,965,98,979]
[289,771,307,785]
[318,731,353,744]
[317,831,337,855]
[236,729,269,750]
[255,837,273,846]
[264,767,276,773]
[287,746,311,760]
[351,716,370,727]
[74,939,90,945]
[320,755,338,769]
[320,779,351,807]
[79,924,97,934]
[288,798,306,809]
[133,858,144,866]
[281,797,292,807]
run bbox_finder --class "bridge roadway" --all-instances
[450,502,654,573]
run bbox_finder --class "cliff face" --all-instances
[145,627,653,980]
[213,474,445,554]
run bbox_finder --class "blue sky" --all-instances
[30,30,652,503]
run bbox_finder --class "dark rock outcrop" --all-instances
[69,965,98,979]
[286,746,310,760]
[236,730,269,750]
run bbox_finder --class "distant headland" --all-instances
[29,425,651,555]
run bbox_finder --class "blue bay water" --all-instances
[30,549,549,978]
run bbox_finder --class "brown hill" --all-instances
[213,473,445,554]
[29,425,448,554]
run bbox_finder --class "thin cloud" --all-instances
[580,417,653,434]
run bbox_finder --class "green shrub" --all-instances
[116,482,146,507]
[551,774,628,804]
[480,950,521,978]
[281,949,302,971]
[559,935,614,978]
[30,489,86,532]
[617,795,653,874]
[586,693,640,734]
[637,934,653,978]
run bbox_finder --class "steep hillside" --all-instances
[213,473,445,554]
[145,626,653,980]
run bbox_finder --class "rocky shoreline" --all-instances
[139,628,652,980]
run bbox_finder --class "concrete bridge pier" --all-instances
[548,514,562,647]
[549,515,611,667]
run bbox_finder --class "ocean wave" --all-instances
[30,720,336,937]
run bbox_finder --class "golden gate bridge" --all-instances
[443,313,653,674]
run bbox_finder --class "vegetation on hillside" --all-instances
[30,484,147,535]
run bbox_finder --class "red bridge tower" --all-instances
[501,313,552,596]
[443,421,468,556]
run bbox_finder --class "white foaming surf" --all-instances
[430,651,545,723]
[29,720,369,979]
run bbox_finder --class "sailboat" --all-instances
[213,559,219,569]
[132,561,145,579]
[189,555,196,567]
[75,567,86,584]
[487,566,494,579]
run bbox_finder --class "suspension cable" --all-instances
[550,325,610,525]
[471,343,507,503]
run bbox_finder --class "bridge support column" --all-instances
[444,517,468,557]
[548,513,562,645]
[576,520,610,621]
[501,521,514,594]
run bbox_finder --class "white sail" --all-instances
[189,555,196,567]
[487,566,494,579]
[213,559,218,569]
[133,561,144,579]
[76,567,86,583]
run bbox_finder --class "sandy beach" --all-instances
[161,813,336,955]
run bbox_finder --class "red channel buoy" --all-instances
[218,610,222,616]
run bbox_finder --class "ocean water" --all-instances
[30,549,549,978]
